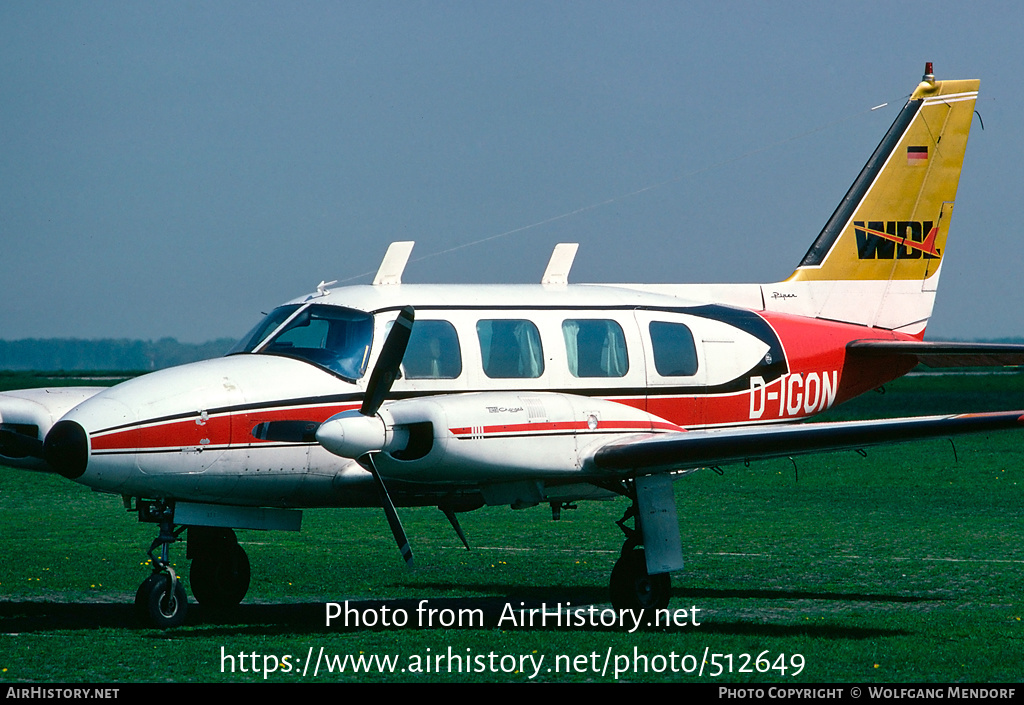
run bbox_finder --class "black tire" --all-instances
[190,542,250,609]
[609,549,671,613]
[135,573,188,628]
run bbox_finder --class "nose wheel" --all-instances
[135,502,189,628]
[135,571,188,629]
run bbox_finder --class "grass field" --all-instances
[1,370,1023,683]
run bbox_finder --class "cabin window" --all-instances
[249,304,375,381]
[649,321,699,376]
[562,319,628,377]
[477,319,544,378]
[402,320,462,379]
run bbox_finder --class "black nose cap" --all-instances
[44,420,89,479]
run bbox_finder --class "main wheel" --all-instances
[135,573,188,628]
[190,542,250,609]
[609,549,671,612]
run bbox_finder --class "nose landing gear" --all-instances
[135,502,189,628]
[132,500,254,628]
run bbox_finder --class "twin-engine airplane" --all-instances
[3,65,1024,628]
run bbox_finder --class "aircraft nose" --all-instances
[43,420,89,479]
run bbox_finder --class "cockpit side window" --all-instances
[238,304,374,381]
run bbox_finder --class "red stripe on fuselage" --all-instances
[89,402,360,452]
[448,419,682,438]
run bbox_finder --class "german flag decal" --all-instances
[907,145,928,165]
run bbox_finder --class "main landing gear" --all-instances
[187,527,251,610]
[134,501,251,628]
[607,481,673,613]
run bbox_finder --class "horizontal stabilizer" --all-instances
[847,340,1024,367]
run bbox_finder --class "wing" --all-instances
[592,410,1024,475]
[847,340,1024,368]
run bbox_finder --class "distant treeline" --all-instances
[0,338,238,371]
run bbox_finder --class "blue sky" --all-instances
[2,1,1022,342]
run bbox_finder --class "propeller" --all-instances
[251,306,417,566]
[318,306,416,566]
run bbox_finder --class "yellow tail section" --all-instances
[771,69,979,335]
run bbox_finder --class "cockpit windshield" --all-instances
[228,304,375,381]
[228,305,302,356]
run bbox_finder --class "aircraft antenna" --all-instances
[329,98,899,284]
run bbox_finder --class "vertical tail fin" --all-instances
[770,67,979,336]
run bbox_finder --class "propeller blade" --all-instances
[359,454,414,567]
[440,505,471,551]
[361,306,414,417]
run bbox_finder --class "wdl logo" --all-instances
[854,220,940,260]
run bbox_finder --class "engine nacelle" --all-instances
[321,391,681,483]
[0,387,105,470]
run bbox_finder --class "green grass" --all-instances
[1,371,1023,682]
